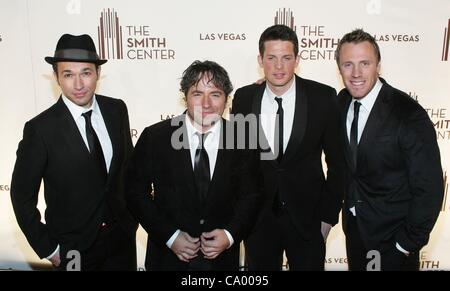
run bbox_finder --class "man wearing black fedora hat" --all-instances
[10,34,138,270]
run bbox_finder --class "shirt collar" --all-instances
[353,78,383,112]
[264,77,296,105]
[185,113,221,142]
[62,94,99,120]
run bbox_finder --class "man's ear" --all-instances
[96,66,101,80]
[54,71,60,86]
[257,55,263,67]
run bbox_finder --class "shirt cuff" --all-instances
[46,245,60,259]
[349,206,356,216]
[166,229,180,249]
[396,242,410,255]
[223,229,234,249]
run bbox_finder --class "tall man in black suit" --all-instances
[126,60,261,270]
[10,34,137,270]
[231,25,346,270]
[335,29,444,271]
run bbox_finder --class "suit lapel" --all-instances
[207,119,227,203]
[171,114,200,205]
[340,81,395,170]
[251,84,264,116]
[252,83,278,166]
[55,97,92,158]
[283,76,307,163]
[340,93,354,170]
[358,84,394,156]
[96,95,120,182]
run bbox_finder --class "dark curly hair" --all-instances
[180,60,233,98]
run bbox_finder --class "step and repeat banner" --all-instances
[0,0,449,270]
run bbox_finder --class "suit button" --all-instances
[199,219,205,225]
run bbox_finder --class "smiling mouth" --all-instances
[350,80,365,86]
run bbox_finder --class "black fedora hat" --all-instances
[45,34,107,65]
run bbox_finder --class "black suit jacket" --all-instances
[339,78,444,252]
[126,115,261,270]
[231,75,346,240]
[11,95,136,259]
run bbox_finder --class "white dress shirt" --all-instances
[346,79,382,145]
[185,114,221,176]
[166,115,234,249]
[260,79,296,155]
[62,94,113,172]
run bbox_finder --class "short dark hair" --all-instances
[180,60,233,97]
[259,25,299,57]
[335,29,381,65]
[52,62,100,74]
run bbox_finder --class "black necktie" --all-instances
[82,110,107,180]
[350,101,361,168]
[274,97,284,163]
[194,132,210,201]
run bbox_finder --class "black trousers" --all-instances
[345,212,419,271]
[244,209,325,271]
[57,222,137,271]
